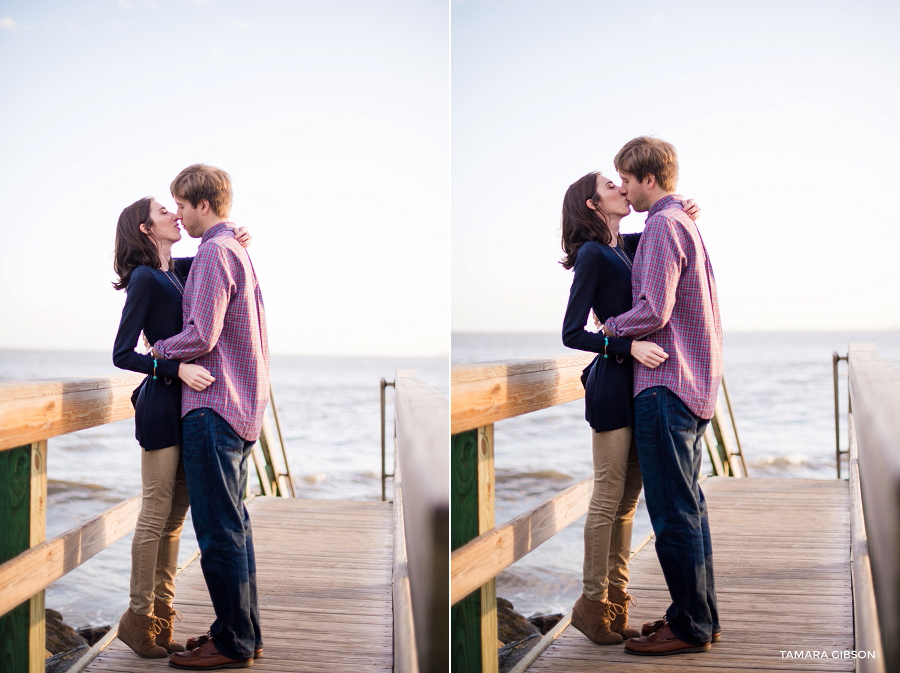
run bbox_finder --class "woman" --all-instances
[112,197,250,658]
[560,172,697,645]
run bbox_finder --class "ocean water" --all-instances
[0,349,447,629]
[452,331,900,617]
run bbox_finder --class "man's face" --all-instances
[618,170,651,212]
[173,196,203,238]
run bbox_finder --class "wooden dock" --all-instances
[528,477,855,672]
[85,497,393,672]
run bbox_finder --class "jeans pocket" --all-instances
[211,415,246,454]
[665,393,700,434]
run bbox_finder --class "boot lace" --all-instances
[605,601,625,620]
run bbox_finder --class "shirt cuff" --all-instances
[605,318,619,337]
[153,340,169,360]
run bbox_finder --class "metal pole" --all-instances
[380,379,395,502]
[833,352,848,479]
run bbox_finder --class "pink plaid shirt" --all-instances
[605,195,723,419]
[155,223,270,441]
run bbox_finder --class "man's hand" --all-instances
[151,347,162,359]
[233,226,252,248]
[601,324,613,337]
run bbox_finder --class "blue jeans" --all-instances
[633,387,719,645]
[181,408,261,661]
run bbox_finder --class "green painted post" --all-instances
[451,429,481,672]
[0,445,36,673]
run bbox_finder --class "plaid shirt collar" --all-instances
[648,194,679,217]
[201,221,231,243]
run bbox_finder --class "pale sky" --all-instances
[452,0,900,334]
[0,0,449,357]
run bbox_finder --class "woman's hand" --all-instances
[683,198,700,220]
[631,340,669,369]
[178,363,216,391]
[233,226,252,248]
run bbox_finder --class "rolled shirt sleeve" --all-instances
[155,245,235,361]
[606,215,684,340]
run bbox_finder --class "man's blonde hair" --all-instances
[614,136,678,192]
[170,164,233,218]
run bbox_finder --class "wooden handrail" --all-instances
[451,355,593,434]
[0,495,141,616]
[0,375,144,452]
[394,371,449,673]
[451,477,592,605]
[847,411,886,673]
[847,342,899,671]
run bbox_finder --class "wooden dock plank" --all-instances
[84,497,393,673]
[526,478,855,672]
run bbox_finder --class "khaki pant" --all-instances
[583,426,643,601]
[129,444,190,615]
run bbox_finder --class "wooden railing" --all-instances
[847,343,893,673]
[450,355,744,673]
[0,375,144,673]
[392,371,450,673]
[0,375,289,673]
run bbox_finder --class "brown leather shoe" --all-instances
[642,618,720,643]
[117,607,168,658]
[607,585,640,639]
[168,638,253,669]
[154,598,185,653]
[570,594,624,645]
[186,633,263,660]
[625,622,710,655]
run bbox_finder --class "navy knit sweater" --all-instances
[112,258,192,450]
[562,234,640,432]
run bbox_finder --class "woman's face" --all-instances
[593,174,631,218]
[143,199,182,244]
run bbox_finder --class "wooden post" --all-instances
[0,441,47,673]
[451,428,480,672]
[451,426,497,673]
[477,425,497,673]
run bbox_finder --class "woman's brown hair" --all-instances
[560,172,622,270]
[112,197,160,290]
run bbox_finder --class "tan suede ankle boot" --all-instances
[607,584,641,639]
[570,594,624,645]
[153,598,185,653]
[117,607,168,658]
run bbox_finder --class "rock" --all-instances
[496,597,540,645]
[528,612,564,634]
[45,644,88,673]
[498,634,541,673]
[45,609,89,655]
[76,626,110,646]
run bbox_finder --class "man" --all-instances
[153,164,269,670]
[601,136,723,655]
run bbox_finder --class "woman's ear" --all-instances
[585,198,597,212]
[139,222,151,236]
